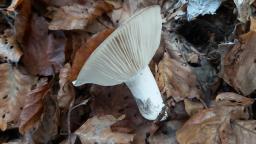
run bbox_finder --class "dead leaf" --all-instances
[184,99,204,116]
[22,14,66,76]
[234,0,255,23]
[148,120,183,144]
[49,1,114,30]
[0,34,23,63]
[75,115,134,144]
[215,92,254,106]
[0,63,36,131]
[156,52,203,102]
[31,93,59,143]
[233,120,256,144]
[90,84,147,132]
[220,29,256,95]
[14,0,32,44]
[58,63,75,109]
[70,28,114,81]
[19,78,50,134]
[176,92,254,144]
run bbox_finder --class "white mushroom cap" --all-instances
[74,5,162,86]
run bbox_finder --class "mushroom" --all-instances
[73,5,165,120]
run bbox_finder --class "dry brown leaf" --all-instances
[0,34,23,63]
[22,14,66,76]
[90,84,147,133]
[14,0,32,44]
[75,115,134,144]
[156,52,203,102]
[184,99,204,116]
[233,120,256,144]
[58,63,75,109]
[215,92,254,106]
[70,28,114,81]
[0,63,36,131]
[19,78,50,134]
[31,93,59,143]
[7,0,24,11]
[176,92,254,144]
[49,1,114,30]
[220,28,256,95]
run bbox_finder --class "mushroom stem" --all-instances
[125,66,165,120]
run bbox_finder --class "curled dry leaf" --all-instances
[49,1,114,30]
[22,14,66,76]
[58,63,75,109]
[0,34,22,63]
[75,115,134,144]
[0,63,36,131]
[176,92,254,144]
[220,25,256,95]
[70,28,114,81]
[19,78,50,134]
[184,99,204,116]
[156,52,202,102]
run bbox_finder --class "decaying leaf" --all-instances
[220,21,256,95]
[233,120,256,144]
[90,84,146,132]
[234,0,255,23]
[176,92,254,144]
[0,63,36,131]
[49,1,114,30]
[58,63,75,109]
[31,93,59,143]
[75,115,134,144]
[156,52,203,102]
[184,99,204,116]
[70,28,114,81]
[0,34,23,63]
[19,78,50,134]
[22,14,66,76]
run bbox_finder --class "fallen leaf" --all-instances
[31,93,59,143]
[220,27,256,95]
[49,1,114,30]
[184,99,204,116]
[70,28,114,81]
[0,34,23,63]
[90,84,146,132]
[75,115,134,144]
[233,120,256,144]
[19,78,50,134]
[58,63,75,109]
[0,63,36,131]
[14,0,32,44]
[176,92,254,144]
[156,52,203,102]
[22,14,66,76]
[148,120,183,144]
[234,0,255,23]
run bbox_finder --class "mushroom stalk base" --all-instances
[125,66,165,120]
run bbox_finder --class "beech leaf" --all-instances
[0,63,36,131]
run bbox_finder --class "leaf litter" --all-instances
[0,0,256,143]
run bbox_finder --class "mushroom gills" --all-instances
[125,66,165,120]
